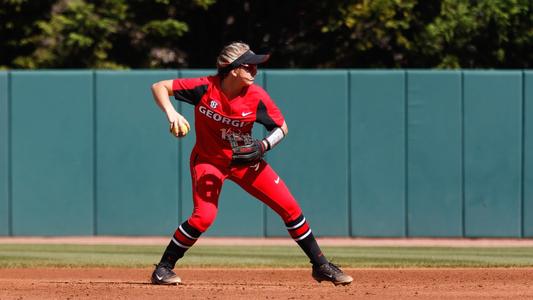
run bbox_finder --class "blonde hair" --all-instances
[216,42,250,71]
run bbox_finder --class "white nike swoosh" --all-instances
[156,274,163,280]
[242,112,253,117]
[275,177,280,184]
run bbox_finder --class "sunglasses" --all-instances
[239,64,257,72]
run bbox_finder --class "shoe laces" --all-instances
[325,262,343,275]
[155,262,175,275]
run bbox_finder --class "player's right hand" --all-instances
[167,111,190,138]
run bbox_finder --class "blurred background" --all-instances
[0,0,531,70]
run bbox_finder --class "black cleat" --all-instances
[312,262,353,286]
[151,262,182,285]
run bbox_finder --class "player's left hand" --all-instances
[231,139,267,165]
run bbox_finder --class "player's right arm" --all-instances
[151,80,190,130]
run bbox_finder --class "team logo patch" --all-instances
[210,100,218,109]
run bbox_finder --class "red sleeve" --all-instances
[254,86,285,131]
[172,77,209,105]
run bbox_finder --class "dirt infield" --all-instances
[1,268,532,299]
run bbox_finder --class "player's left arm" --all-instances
[256,87,287,152]
[275,121,288,137]
[231,90,288,165]
[261,121,287,151]
[232,125,286,165]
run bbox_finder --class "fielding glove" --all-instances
[231,139,267,165]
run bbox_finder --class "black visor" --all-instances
[218,50,270,75]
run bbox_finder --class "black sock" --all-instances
[296,231,329,266]
[159,220,202,268]
[286,214,328,266]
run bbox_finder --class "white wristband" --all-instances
[264,127,285,150]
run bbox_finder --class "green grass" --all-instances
[1,244,533,268]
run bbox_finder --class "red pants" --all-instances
[187,150,303,233]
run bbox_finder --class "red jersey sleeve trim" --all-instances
[172,77,209,105]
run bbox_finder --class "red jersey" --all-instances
[172,75,284,165]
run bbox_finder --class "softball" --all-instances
[170,122,189,137]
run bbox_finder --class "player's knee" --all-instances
[276,199,302,223]
[188,210,217,233]
[196,217,216,232]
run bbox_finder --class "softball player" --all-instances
[150,42,352,286]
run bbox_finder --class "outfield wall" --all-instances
[0,70,531,237]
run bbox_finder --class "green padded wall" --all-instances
[1,70,531,237]
[179,70,266,236]
[524,71,533,236]
[265,71,349,237]
[95,71,179,235]
[0,72,8,235]
[10,71,94,235]
[463,71,522,237]
[407,71,463,236]
[350,71,406,237]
